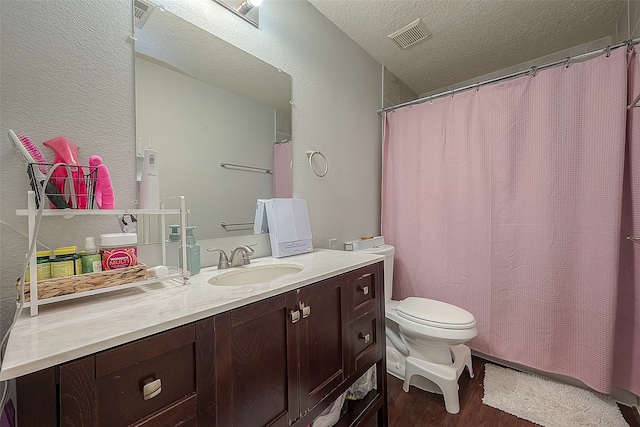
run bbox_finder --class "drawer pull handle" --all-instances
[143,378,162,400]
[358,273,373,280]
[359,333,371,343]
[358,285,369,295]
[291,310,301,324]
[302,305,311,318]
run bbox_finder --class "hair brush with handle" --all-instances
[8,130,68,209]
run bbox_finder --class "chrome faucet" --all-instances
[207,248,230,269]
[229,245,255,267]
[207,244,255,269]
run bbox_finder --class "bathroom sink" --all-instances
[207,264,304,286]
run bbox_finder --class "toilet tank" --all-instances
[357,244,395,302]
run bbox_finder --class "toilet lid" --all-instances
[396,297,476,330]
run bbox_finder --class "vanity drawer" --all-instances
[96,325,196,426]
[133,394,197,427]
[349,307,382,373]
[349,263,381,319]
[96,345,195,426]
[60,324,197,427]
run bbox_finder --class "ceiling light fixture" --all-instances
[213,0,262,27]
[237,0,262,16]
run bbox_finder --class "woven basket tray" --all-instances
[17,263,147,302]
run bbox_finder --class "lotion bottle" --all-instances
[179,226,201,275]
[81,237,102,274]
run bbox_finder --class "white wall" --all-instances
[613,0,640,43]
[0,1,137,329]
[0,0,383,333]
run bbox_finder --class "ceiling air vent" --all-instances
[388,19,432,49]
[134,0,155,29]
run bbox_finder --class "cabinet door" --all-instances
[298,274,350,414]
[215,292,299,427]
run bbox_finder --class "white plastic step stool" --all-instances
[402,344,473,414]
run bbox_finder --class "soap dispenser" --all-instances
[168,224,181,242]
[179,226,201,275]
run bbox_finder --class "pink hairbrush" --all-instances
[7,130,67,209]
[9,129,47,174]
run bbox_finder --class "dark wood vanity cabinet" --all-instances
[15,261,386,427]
[17,323,201,427]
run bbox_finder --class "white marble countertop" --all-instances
[0,249,383,381]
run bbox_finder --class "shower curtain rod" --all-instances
[378,38,640,114]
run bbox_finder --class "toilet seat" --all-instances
[396,297,476,330]
[386,300,477,342]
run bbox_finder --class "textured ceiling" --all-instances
[308,0,624,96]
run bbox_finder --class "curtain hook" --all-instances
[627,40,635,52]
[450,90,454,98]
[564,57,572,69]
[605,45,612,57]
[529,65,538,77]
[475,83,480,92]
[429,96,433,105]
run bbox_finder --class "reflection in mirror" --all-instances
[134,1,292,241]
[212,0,262,28]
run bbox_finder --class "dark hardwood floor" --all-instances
[384,357,640,427]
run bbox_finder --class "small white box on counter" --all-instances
[265,198,314,257]
[344,236,385,251]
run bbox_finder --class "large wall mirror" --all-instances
[134,0,292,240]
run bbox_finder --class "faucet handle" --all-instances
[207,248,229,269]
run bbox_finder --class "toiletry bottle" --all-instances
[168,224,181,242]
[139,147,160,209]
[179,226,201,275]
[82,237,102,274]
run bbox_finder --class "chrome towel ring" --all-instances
[306,150,328,177]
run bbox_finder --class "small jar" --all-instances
[50,246,81,278]
[25,250,52,282]
[100,233,137,270]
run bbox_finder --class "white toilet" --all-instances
[360,244,477,414]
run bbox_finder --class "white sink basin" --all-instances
[207,263,304,286]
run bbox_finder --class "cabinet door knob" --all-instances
[359,333,371,343]
[291,309,301,324]
[358,285,369,295]
[143,378,162,400]
[302,305,311,318]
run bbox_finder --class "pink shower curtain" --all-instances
[382,47,640,395]
[273,141,293,198]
